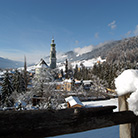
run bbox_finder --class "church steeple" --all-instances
[50,38,56,69]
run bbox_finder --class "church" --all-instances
[35,38,57,78]
[50,38,56,69]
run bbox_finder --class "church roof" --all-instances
[36,59,49,68]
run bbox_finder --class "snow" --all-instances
[127,90,138,115]
[36,59,49,69]
[65,96,84,107]
[81,57,105,68]
[0,71,4,76]
[36,63,48,68]
[83,98,118,112]
[115,69,138,96]
[83,80,92,85]
[115,69,138,115]
[64,79,73,83]
[58,56,106,71]
[49,98,119,138]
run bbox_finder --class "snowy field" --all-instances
[48,98,119,138]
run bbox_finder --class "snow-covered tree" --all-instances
[12,70,26,93]
[65,59,69,79]
[1,71,14,107]
[29,67,62,110]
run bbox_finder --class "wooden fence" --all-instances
[0,96,138,138]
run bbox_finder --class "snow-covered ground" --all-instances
[58,56,106,71]
[48,98,119,138]
[83,98,118,112]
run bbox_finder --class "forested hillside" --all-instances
[76,36,138,62]
[73,36,138,89]
[106,36,138,63]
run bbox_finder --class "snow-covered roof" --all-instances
[64,79,73,83]
[0,72,4,76]
[75,80,81,84]
[83,80,92,85]
[36,59,49,69]
[65,96,83,107]
[45,82,64,85]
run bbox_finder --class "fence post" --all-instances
[118,94,131,138]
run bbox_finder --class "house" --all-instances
[55,82,64,90]
[65,96,84,108]
[106,88,116,93]
[82,80,92,90]
[63,79,74,91]
[63,79,92,91]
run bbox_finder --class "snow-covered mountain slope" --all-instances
[58,56,106,71]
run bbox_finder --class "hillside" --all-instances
[106,36,138,63]
[0,57,23,69]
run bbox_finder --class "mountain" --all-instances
[0,57,23,69]
[52,36,138,64]
[32,36,138,70]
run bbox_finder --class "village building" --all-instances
[65,96,84,108]
[82,80,93,90]
[63,79,92,91]
[63,79,74,91]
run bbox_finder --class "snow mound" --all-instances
[115,69,138,96]
[115,69,138,115]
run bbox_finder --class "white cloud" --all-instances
[94,32,99,38]
[134,25,138,35]
[96,41,112,48]
[74,45,94,55]
[108,20,116,29]
[125,31,132,37]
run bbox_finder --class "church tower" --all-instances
[50,38,56,69]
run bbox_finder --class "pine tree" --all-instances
[74,64,78,79]
[60,69,64,78]
[65,59,68,79]
[13,70,26,93]
[24,56,28,90]
[1,71,14,107]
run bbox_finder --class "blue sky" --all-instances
[0,0,138,63]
